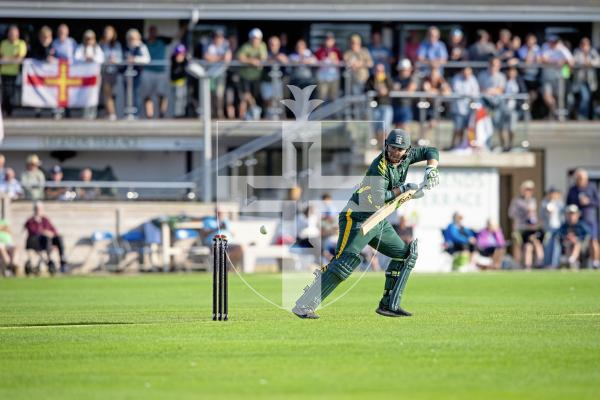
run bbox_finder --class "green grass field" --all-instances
[1,271,599,399]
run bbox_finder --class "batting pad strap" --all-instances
[329,252,361,280]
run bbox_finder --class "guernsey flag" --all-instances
[22,60,100,108]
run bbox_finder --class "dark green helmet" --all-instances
[386,129,411,149]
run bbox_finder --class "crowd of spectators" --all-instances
[444,170,599,270]
[0,153,104,201]
[1,23,599,130]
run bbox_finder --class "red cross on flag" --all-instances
[22,60,100,108]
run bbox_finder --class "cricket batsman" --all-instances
[292,129,439,319]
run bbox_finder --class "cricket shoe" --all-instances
[292,306,320,319]
[375,303,412,317]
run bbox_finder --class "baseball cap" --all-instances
[26,154,41,166]
[521,180,535,190]
[451,28,464,38]
[51,165,62,174]
[249,28,263,39]
[566,204,580,214]
[397,58,412,70]
[547,34,559,42]
[173,44,186,55]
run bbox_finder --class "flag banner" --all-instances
[467,105,493,149]
[22,60,100,108]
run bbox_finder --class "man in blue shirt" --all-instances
[557,204,591,269]
[51,24,77,62]
[417,26,448,74]
[566,169,599,268]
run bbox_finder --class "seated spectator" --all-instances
[468,30,496,62]
[30,25,56,62]
[566,168,599,268]
[557,205,591,269]
[540,35,574,120]
[76,168,100,200]
[450,66,480,149]
[344,34,374,115]
[0,219,17,276]
[320,193,337,220]
[45,165,69,201]
[541,187,564,267]
[237,28,267,120]
[444,212,477,258]
[368,31,392,72]
[0,168,23,200]
[262,35,288,120]
[24,201,67,273]
[366,63,394,143]
[478,57,507,143]
[476,219,506,269]
[573,37,600,120]
[448,28,468,62]
[100,25,123,121]
[0,25,27,117]
[416,26,448,73]
[392,59,419,129]
[508,180,544,269]
[518,34,541,103]
[288,39,316,88]
[393,214,414,244]
[204,29,232,119]
[142,26,169,119]
[170,44,188,118]
[75,30,105,119]
[501,66,526,151]
[314,32,342,104]
[21,154,45,200]
[51,23,76,62]
[124,29,151,118]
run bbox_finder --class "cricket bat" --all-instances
[360,181,427,235]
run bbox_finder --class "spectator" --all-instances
[224,33,241,119]
[495,29,513,61]
[422,67,451,145]
[314,32,343,104]
[393,214,414,244]
[51,24,77,62]
[100,25,123,121]
[573,37,600,120]
[478,57,507,141]
[0,25,27,117]
[21,154,45,200]
[75,30,105,119]
[468,30,496,62]
[320,193,337,219]
[557,205,591,269]
[0,154,5,185]
[444,212,478,263]
[44,165,69,201]
[204,29,232,119]
[508,180,544,269]
[343,33,374,115]
[262,36,288,120]
[170,44,188,118]
[450,66,480,149]
[366,62,394,143]
[0,168,23,200]
[518,34,541,104]
[507,35,522,66]
[76,168,100,200]
[30,25,56,62]
[404,30,421,64]
[541,187,564,267]
[288,39,316,88]
[566,168,599,268]
[0,219,17,276]
[539,35,574,119]
[501,66,526,151]
[392,59,419,129]
[476,219,506,269]
[24,201,67,273]
[448,28,468,62]
[142,26,169,119]
[237,28,268,120]
[416,26,448,73]
[124,29,150,118]
[368,31,392,72]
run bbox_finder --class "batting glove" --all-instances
[424,167,439,189]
